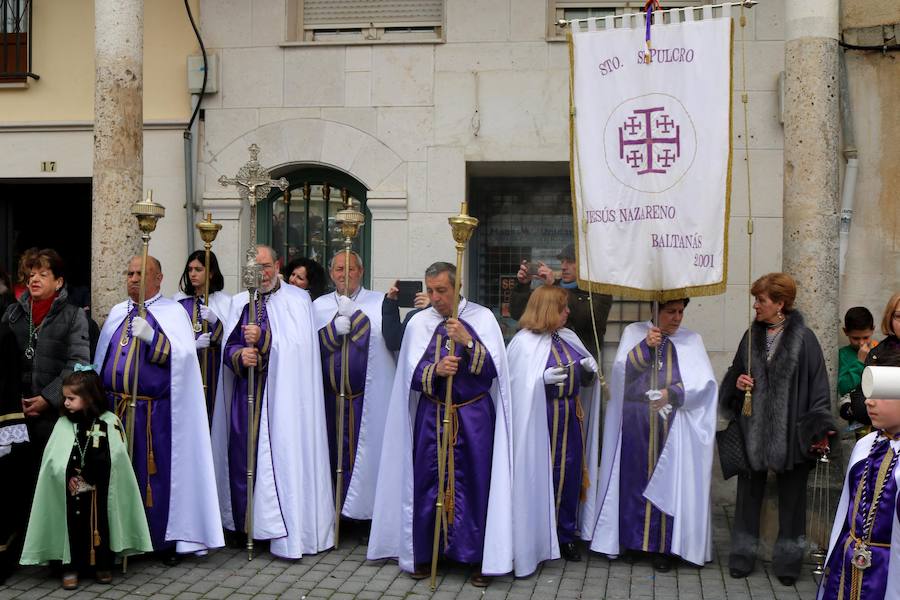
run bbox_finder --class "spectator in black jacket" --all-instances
[509,244,612,359]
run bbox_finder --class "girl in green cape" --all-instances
[20,366,152,589]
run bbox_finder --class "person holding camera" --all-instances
[509,244,612,359]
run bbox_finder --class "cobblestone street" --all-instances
[1,506,822,600]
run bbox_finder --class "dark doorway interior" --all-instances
[0,180,92,303]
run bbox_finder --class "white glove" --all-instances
[645,389,663,403]
[580,356,598,373]
[131,316,154,344]
[195,333,212,350]
[336,295,357,317]
[658,403,673,419]
[200,304,218,325]
[334,315,352,336]
[543,366,568,385]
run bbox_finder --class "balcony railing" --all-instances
[1,0,39,83]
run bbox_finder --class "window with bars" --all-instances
[1,0,37,84]
[286,0,444,44]
[547,0,707,41]
[468,175,653,344]
[260,168,371,288]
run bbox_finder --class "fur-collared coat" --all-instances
[720,311,835,473]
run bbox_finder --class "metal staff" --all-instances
[430,202,478,590]
[219,143,288,560]
[125,190,165,573]
[333,190,364,548]
[196,213,222,414]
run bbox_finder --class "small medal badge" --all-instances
[193,322,203,333]
[444,338,452,352]
[852,544,872,570]
[24,347,34,360]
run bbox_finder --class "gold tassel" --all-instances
[741,391,752,417]
[148,450,158,475]
[145,482,154,508]
[92,490,101,547]
[580,464,590,502]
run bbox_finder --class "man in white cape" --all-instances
[313,251,395,522]
[507,325,602,576]
[590,299,717,569]
[95,255,223,561]
[211,245,333,559]
[367,262,514,584]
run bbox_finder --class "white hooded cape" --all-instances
[366,299,514,575]
[313,288,396,520]
[172,290,233,329]
[817,432,900,600]
[211,284,334,559]
[95,295,224,553]
[590,321,717,566]
[506,327,602,577]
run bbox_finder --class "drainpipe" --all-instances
[838,50,858,277]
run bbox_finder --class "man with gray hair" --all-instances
[212,245,334,559]
[368,261,515,585]
[312,250,396,526]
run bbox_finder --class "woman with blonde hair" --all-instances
[863,291,900,366]
[720,272,835,585]
[507,285,601,574]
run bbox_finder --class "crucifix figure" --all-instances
[219,143,289,288]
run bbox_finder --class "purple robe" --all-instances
[318,309,370,508]
[100,303,173,550]
[821,437,897,599]
[410,320,497,566]
[177,296,224,423]
[544,334,587,544]
[619,338,685,555]
[222,293,273,534]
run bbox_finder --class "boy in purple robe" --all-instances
[819,350,900,600]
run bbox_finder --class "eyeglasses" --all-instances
[892,312,900,321]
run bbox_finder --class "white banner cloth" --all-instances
[571,15,732,299]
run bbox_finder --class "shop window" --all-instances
[469,176,652,345]
[260,168,371,287]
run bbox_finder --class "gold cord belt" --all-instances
[113,392,157,507]
[427,392,486,529]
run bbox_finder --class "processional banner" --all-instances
[570,11,733,300]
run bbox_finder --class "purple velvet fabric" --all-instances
[618,338,684,555]
[319,309,371,507]
[821,438,897,600]
[544,334,586,544]
[409,320,497,566]
[222,295,273,534]
[100,306,173,550]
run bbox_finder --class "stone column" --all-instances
[91,0,144,321]
[783,0,841,392]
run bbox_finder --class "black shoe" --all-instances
[652,554,672,572]
[560,542,582,562]
[160,551,181,567]
[729,567,751,579]
[777,576,796,587]
[410,564,430,580]
[224,530,247,549]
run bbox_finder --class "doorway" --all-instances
[0,179,92,304]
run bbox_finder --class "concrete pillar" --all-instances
[783,0,841,390]
[91,0,144,322]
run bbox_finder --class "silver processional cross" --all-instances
[218,143,289,289]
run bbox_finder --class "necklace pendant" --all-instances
[193,322,203,333]
[852,544,872,570]
[120,336,129,347]
[24,347,34,360]
[444,339,452,352]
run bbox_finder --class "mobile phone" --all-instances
[396,280,423,308]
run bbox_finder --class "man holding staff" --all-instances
[95,255,223,563]
[368,261,514,586]
[213,245,333,560]
[313,251,395,527]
